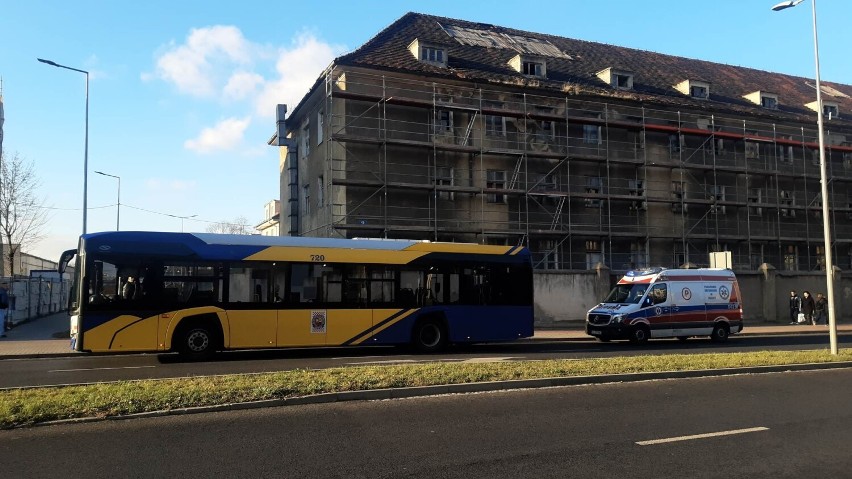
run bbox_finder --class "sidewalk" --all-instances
[0,315,849,359]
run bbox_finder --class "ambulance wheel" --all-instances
[628,325,650,343]
[710,323,730,343]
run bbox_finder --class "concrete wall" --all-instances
[534,265,611,327]
[533,264,848,327]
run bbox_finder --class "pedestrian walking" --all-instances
[801,291,815,325]
[0,282,9,338]
[789,290,801,325]
[814,293,828,325]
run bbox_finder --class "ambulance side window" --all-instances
[647,284,667,305]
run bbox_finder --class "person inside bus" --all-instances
[122,276,139,300]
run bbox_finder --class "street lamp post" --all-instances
[37,58,89,235]
[179,214,197,232]
[772,0,838,354]
[94,171,120,231]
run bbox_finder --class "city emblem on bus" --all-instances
[311,310,327,334]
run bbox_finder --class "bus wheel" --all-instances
[710,324,730,343]
[179,324,218,359]
[628,325,650,344]
[412,319,447,353]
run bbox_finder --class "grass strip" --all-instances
[2,349,850,429]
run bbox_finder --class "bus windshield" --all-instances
[603,283,648,304]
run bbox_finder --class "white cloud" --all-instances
[224,71,264,100]
[152,25,255,97]
[148,26,345,154]
[255,32,346,118]
[184,117,251,154]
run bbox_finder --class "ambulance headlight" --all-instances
[611,314,624,324]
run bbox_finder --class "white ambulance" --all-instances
[585,267,743,343]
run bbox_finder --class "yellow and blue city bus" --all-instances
[59,232,534,358]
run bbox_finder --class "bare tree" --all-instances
[205,215,251,235]
[0,151,50,275]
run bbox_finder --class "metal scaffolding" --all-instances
[288,67,852,272]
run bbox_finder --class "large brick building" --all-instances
[271,12,852,274]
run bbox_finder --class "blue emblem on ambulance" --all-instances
[719,286,730,300]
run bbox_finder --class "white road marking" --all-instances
[636,427,769,446]
[49,366,157,373]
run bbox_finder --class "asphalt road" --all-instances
[4,368,852,478]
[2,332,849,388]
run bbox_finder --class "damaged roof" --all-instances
[332,12,852,126]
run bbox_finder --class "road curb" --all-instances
[1,328,846,360]
[22,361,852,430]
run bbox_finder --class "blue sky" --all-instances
[2,0,852,262]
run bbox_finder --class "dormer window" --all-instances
[690,85,708,99]
[523,60,544,77]
[675,80,710,100]
[509,54,546,79]
[744,91,778,110]
[596,68,634,90]
[422,46,444,63]
[805,100,840,119]
[408,39,447,67]
[825,103,839,119]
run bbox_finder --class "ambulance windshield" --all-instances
[603,284,647,304]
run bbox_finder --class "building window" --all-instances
[301,123,310,158]
[485,115,505,137]
[761,95,778,109]
[710,185,726,215]
[783,245,797,271]
[437,167,454,200]
[745,141,759,159]
[629,241,646,269]
[748,188,763,216]
[669,134,683,154]
[780,190,796,218]
[421,46,444,63]
[585,177,602,208]
[583,124,601,144]
[436,110,453,133]
[522,60,545,78]
[317,111,324,145]
[538,120,555,140]
[629,180,646,211]
[690,85,708,99]
[824,104,839,119]
[317,176,324,208]
[778,141,794,164]
[613,73,633,90]
[538,240,559,270]
[672,181,687,212]
[585,240,602,269]
[843,152,852,170]
[814,193,823,219]
[303,184,310,216]
[486,170,506,204]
